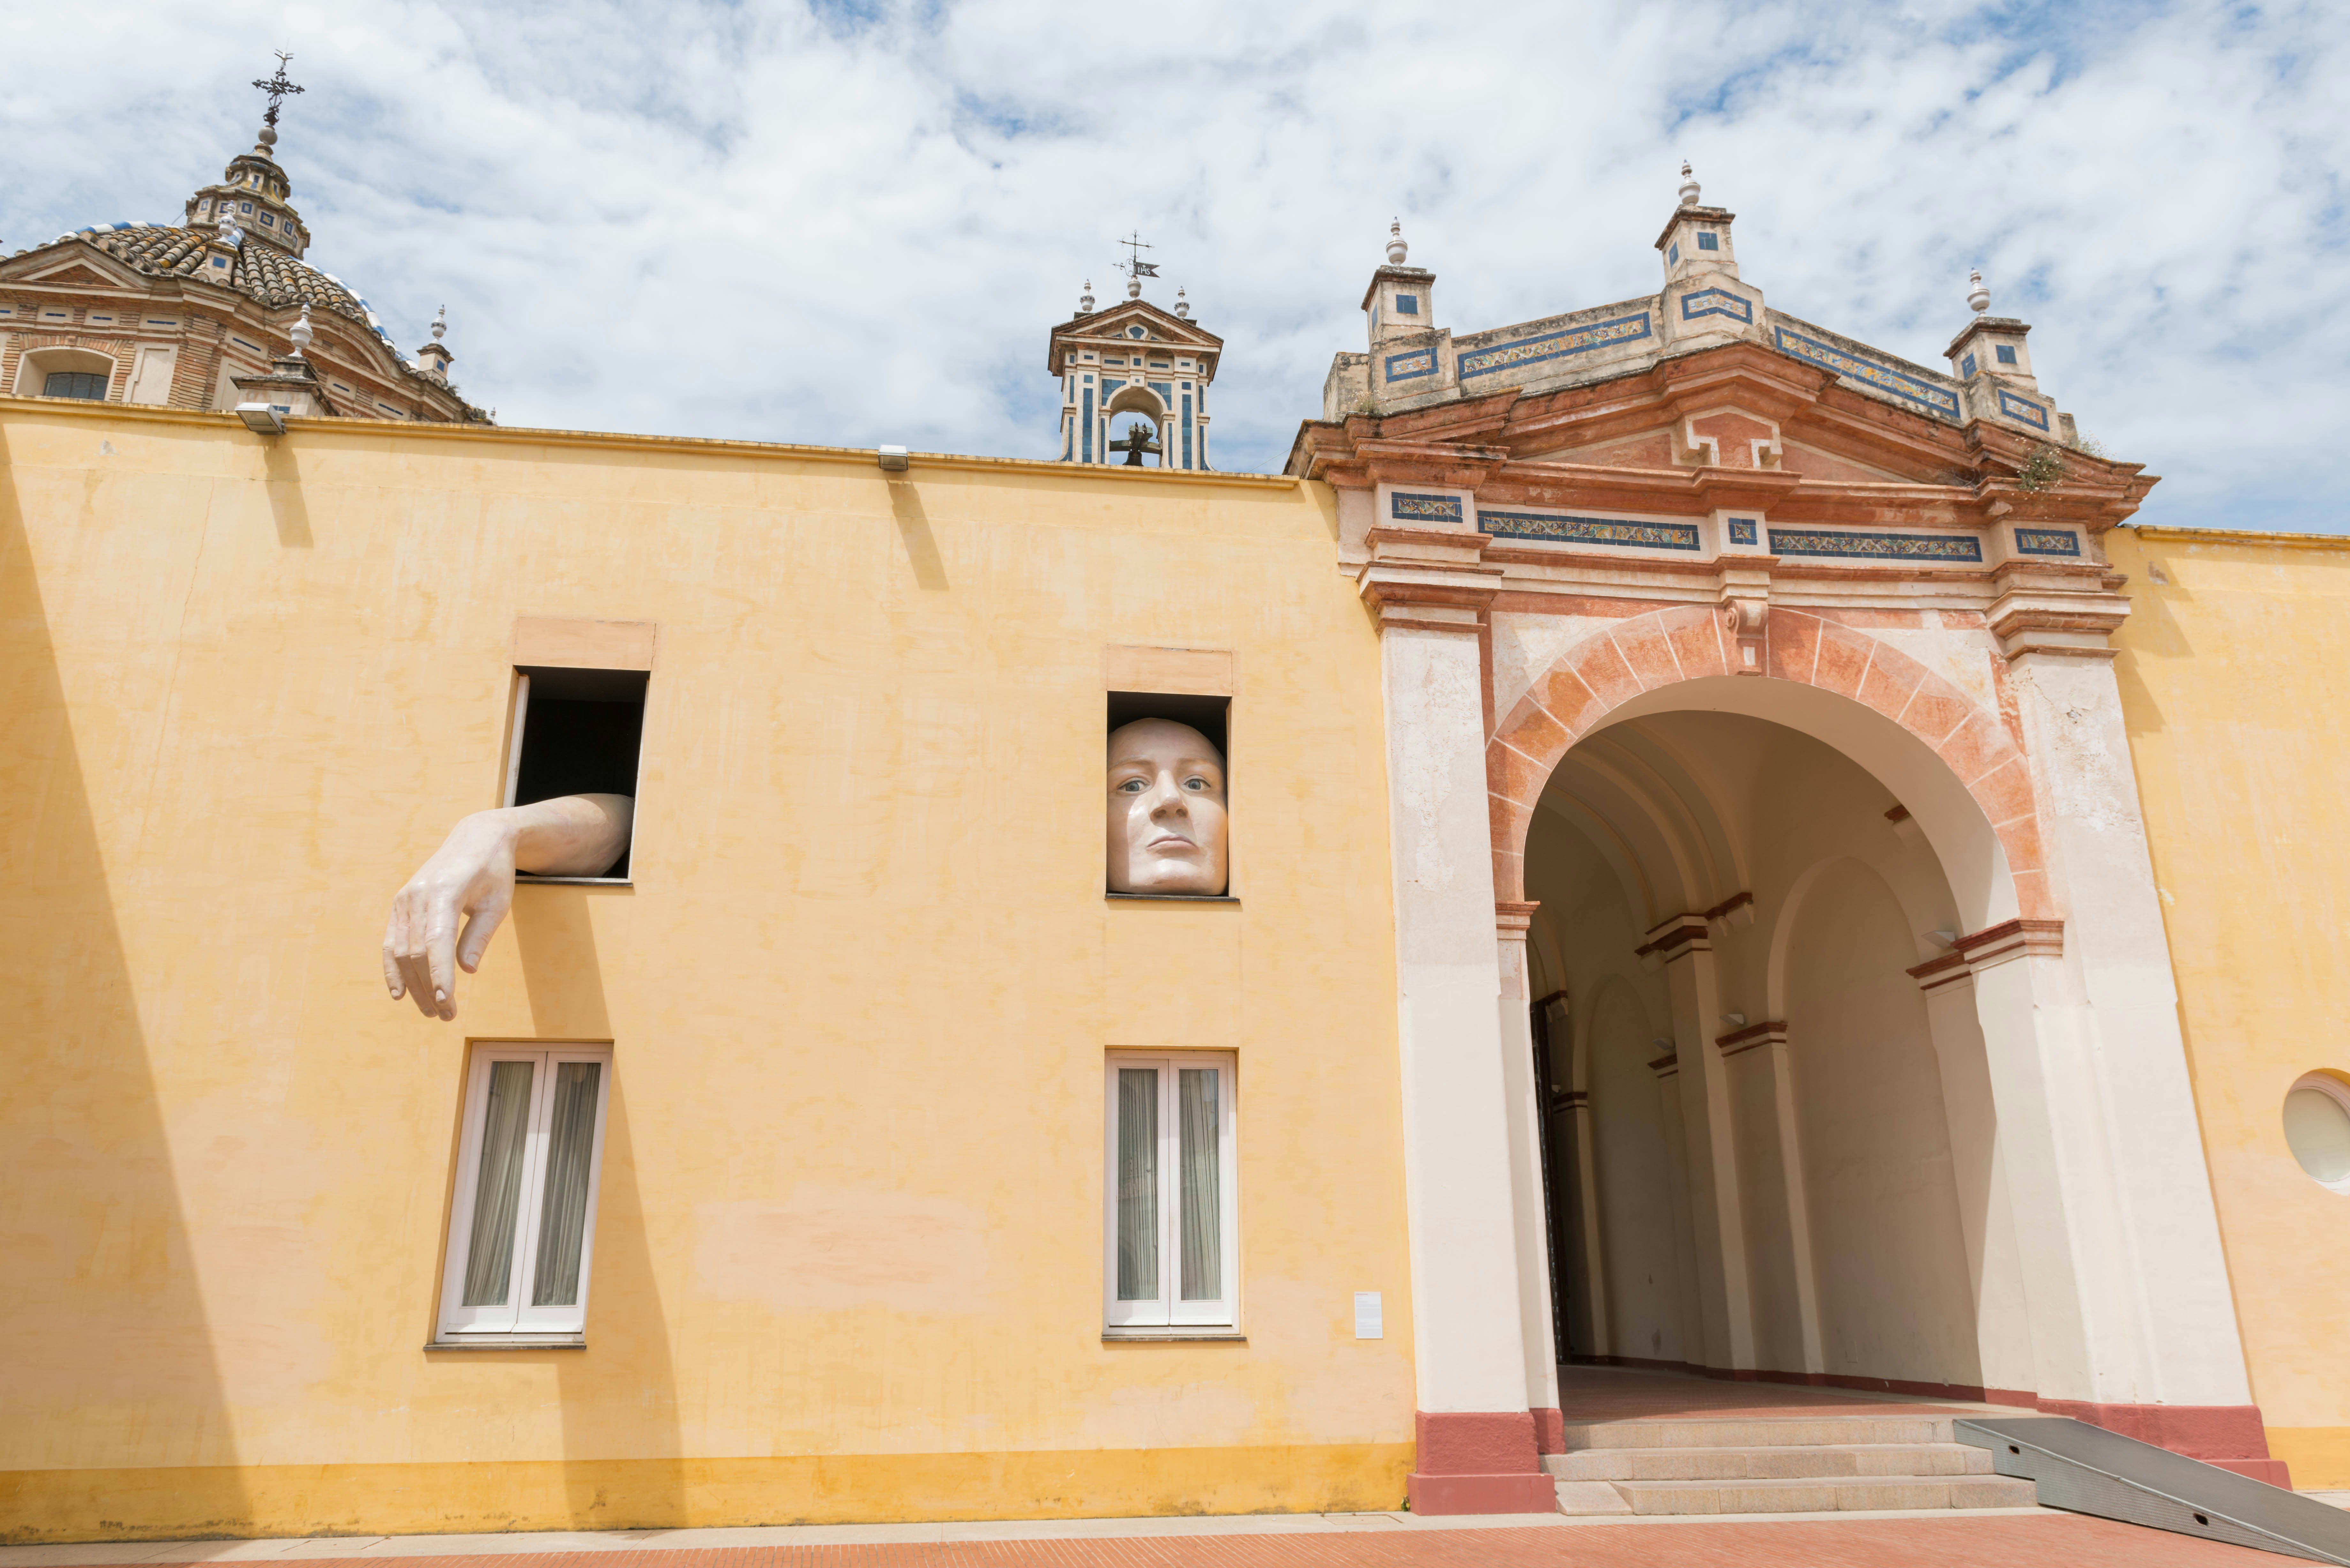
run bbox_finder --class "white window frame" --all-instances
[435,1043,613,1344]
[1103,1051,1239,1334]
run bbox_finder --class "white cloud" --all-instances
[8,0,2344,529]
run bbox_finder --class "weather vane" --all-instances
[1116,230,1158,282]
[252,51,305,129]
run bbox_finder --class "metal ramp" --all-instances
[1958,1416,2350,1564]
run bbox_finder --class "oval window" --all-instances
[2284,1074,2350,1191]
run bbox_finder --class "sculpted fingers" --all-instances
[456,886,512,974]
[424,892,463,1021]
[383,902,408,1000]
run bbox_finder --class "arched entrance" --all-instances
[1520,704,2034,1404]
[1350,569,2265,1513]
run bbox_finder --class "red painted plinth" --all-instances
[2040,1401,2292,1489]
[1532,1406,1566,1453]
[1407,1410,1558,1515]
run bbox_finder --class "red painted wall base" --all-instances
[1408,1410,1556,1515]
[2041,1401,2290,1489]
[1532,1406,1565,1454]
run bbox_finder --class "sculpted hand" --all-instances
[381,794,634,1021]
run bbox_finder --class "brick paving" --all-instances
[236,1520,2296,1567]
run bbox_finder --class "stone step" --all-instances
[1564,1473,2039,1516]
[1559,1414,1957,1451]
[1547,1441,1996,1482]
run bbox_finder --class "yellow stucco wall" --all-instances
[0,401,1412,1540]
[2108,525,2350,1489]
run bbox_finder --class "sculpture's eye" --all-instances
[1117,777,1148,794]
[1184,776,1215,793]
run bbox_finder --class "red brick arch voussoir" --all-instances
[1485,605,2050,919]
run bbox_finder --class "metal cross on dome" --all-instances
[252,52,305,129]
[1117,231,1159,282]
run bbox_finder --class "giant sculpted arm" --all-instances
[382,793,633,1021]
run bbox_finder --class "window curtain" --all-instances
[461,1060,535,1307]
[1179,1067,1222,1300]
[531,1061,603,1306]
[1116,1067,1158,1300]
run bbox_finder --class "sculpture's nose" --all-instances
[1147,771,1187,817]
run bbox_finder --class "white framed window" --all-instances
[436,1043,612,1344]
[1104,1052,1238,1333]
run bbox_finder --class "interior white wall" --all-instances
[1785,856,1982,1389]
[1523,817,1685,1370]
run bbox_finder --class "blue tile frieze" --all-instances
[1384,346,1438,382]
[1998,388,2051,430]
[1458,313,1652,380]
[1773,327,1961,418]
[1726,517,1759,546]
[2013,528,2081,558]
[1680,288,1753,325]
[1390,492,1465,524]
[1768,527,1982,562]
[1481,510,1702,552]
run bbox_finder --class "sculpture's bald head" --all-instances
[1106,718,1228,896]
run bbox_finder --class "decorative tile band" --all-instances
[2014,528,2081,558]
[1481,510,1702,552]
[1726,517,1759,546]
[1774,327,1960,418]
[1384,346,1438,382]
[1680,288,1753,325]
[1391,491,1464,524]
[1459,313,1652,379]
[1768,527,1983,563]
[1998,388,2051,430]
[1960,352,1977,379]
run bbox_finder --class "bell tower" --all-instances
[1047,237,1225,469]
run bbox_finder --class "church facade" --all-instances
[4,137,2350,1541]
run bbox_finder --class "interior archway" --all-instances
[1523,707,2032,1398]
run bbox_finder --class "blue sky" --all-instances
[7,0,2345,530]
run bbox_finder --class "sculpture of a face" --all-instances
[1106,718,1228,895]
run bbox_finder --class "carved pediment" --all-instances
[1045,298,1223,373]
[32,265,118,288]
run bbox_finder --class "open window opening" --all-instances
[1106,690,1231,900]
[1104,1051,1239,1334]
[506,666,647,881]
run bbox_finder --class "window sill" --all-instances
[1104,893,1239,904]
[1102,1329,1246,1342]
[516,876,632,887]
[425,1334,587,1350]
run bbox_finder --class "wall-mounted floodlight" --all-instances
[235,402,287,435]
[876,444,910,471]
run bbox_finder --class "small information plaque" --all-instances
[1354,1291,1383,1340]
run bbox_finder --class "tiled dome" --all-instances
[76,223,403,353]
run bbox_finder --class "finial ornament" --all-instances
[1078,280,1095,314]
[251,51,304,149]
[1386,218,1408,265]
[289,302,314,358]
[1967,268,1991,314]
[1174,286,1190,320]
[1115,230,1158,299]
[431,305,448,342]
[1678,161,1701,207]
